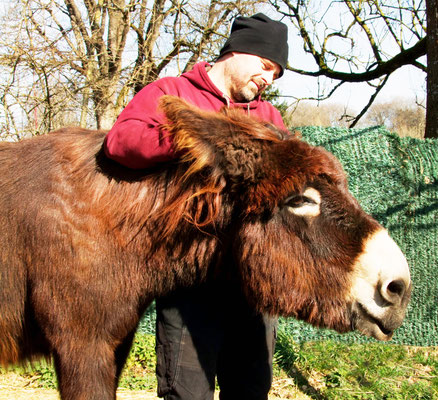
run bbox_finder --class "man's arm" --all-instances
[104,84,177,169]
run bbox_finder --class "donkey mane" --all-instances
[33,97,346,247]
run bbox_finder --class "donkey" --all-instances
[0,96,411,399]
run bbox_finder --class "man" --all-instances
[104,13,289,400]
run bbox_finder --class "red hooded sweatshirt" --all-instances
[104,62,286,169]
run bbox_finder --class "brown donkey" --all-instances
[0,97,411,399]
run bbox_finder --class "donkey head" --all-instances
[160,96,411,341]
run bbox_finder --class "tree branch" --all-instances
[287,37,427,82]
[347,74,390,127]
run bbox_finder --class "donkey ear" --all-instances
[159,96,220,177]
[159,95,278,184]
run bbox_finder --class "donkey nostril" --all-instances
[386,280,405,297]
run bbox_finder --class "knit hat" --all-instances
[218,13,289,77]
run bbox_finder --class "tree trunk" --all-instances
[95,99,117,130]
[93,81,118,130]
[426,0,438,138]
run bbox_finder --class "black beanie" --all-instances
[218,13,289,77]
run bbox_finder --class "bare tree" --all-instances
[287,101,353,128]
[0,3,82,137]
[364,99,426,138]
[269,0,436,138]
[0,0,261,137]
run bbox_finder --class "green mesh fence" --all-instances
[139,126,438,346]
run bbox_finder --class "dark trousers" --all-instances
[155,284,277,400]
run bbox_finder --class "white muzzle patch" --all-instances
[350,229,411,340]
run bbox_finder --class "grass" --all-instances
[1,332,437,399]
[273,331,438,399]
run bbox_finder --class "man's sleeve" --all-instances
[104,84,177,169]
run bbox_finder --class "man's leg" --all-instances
[155,287,224,400]
[216,295,277,400]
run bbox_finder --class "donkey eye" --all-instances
[285,188,322,218]
[286,195,315,208]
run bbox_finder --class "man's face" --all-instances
[225,53,282,103]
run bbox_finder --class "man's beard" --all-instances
[230,78,263,102]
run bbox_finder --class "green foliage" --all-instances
[274,329,300,371]
[118,334,157,390]
[30,362,58,389]
[0,360,58,389]
[125,334,156,371]
[274,335,438,399]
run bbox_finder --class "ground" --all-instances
[0,372,157,400]
[0,372,311,400]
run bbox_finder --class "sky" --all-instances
[277,62,427,112]
[265,2,427,113]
